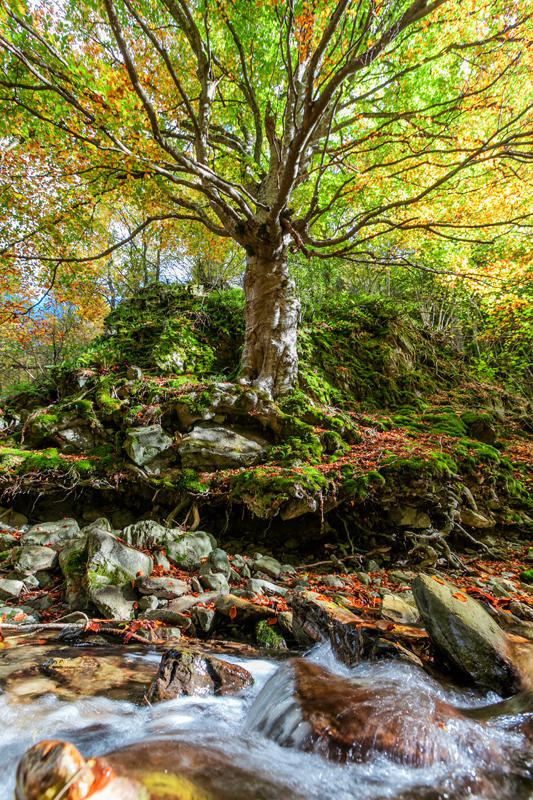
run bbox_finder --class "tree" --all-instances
[1,0,531,395]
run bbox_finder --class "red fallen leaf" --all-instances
[85,620,101,633]
[452,592,468,602]
[12,612,26,621]
[229,605,237,620]
[86,760,116,796]
[267,617,278,626]
[136,570,144,577]
[432,576,446,585]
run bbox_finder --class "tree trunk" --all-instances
[240,241,300,397]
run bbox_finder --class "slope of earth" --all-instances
[0,283,531,569]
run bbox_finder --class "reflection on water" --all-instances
[0,637,531,800]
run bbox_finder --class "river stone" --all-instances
[148,647,252,701]
[460,508,494,528]
[144,607,193,629]
[86,529,153,591]
[0,578,25,600]
[21,518,80,550]
[178,425,265,470]
[381,594,418,624]
[199,571,230,592]
[201,547,231,577]
[0,507,27,528]
[192,606,216,633]
[246,578,288,597]
[245,659,488,768]
[124,424,173,467]
[0,605,39,624]
[253,555,281,578]
[135,575,189,599]
[89,586,136,620]
[80,517,113,536]
[58,537,89,610]
[0,532,18,548]
[166,530,213,569]
[412,574,531,694]
[14,546,58,574]
[215,594,276,623]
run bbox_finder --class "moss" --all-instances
[176,468,209,494]
[64,549,86,574]
[520,568,533,585]
[0,550,11,563]
[255,619,285,649]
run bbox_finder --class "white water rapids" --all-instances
[0,642,531,799]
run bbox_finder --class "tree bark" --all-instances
[240,240,300,397]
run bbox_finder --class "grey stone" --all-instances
[0,578,25,600]
[191,576,202,593]
[242,564,252,579]
[14,545,58,574]
[169,591,219,613]
[124,424,173,467]
[246,578,288,597]
[166,530,213,569]
[80,518,113,536]
[323,575,344,589]
[121,519,169,548]
[388,570,415,585]
[57,425,95,452]
[145,607,193,629]
[90,585,135,620]
[139,595,159,612]
[178,425,265,470]
[202,547,231,577]
[86,529,153,591]
[0,605,39,624]
[192,606,216,633]
[21,518,80,550]
[58,537,89,610]
[366,560,381,573]
[0,533,18,548]
[389,506,431,529]
[154,552,171,570]
[0,507,28,528]
[127,365,143,381]
[253,556,281,579]
[381,594,419,624]
[231,554,245,569]
[357,572,372,586]
[460,509,494,529]
[199,571,230,593]
[36,571,54,588]
[280,564,296,575]
[135,575,189,599]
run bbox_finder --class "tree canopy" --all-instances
[0,0,532,394]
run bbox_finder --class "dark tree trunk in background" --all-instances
[240,239,300,397]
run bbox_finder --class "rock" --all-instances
[21,518,80,550]
[0,605,39,624]
[56,424,95,453]
[509,601,533,622]
[460,508,493,528]
[154,552,171,570]
[412,574,533,693]
[253,555,281,578]
[0,507,27,528]
[323,575,345,589]
[192,606,216,633]
[58,537,89,610]
[16,738,306,800]
[14,546,58,574]
[167,591,219,613]
[148,646,252,701]
[199,571,230,593]
[138,595,159,612]
[126,365,142,381]
[89,586,135,620]
[135,575,189,599]
[145,607,193,629]
[124,424,173,467]
[121,519,169,548]
[357,571,372,586]
[80,517,112,535]
[0,532,18,548]
[246,578,288,597]
[291,590,421,666]
[86,529,153,591]
[202,547,231,577]
[0,578,25,600]
[381,594,419,624]
[166,530,213,569]
[246,659,487,768]
[215,594,276,623]
[178,425,265,470]
[389,505,431,529]
[231,554,245,569]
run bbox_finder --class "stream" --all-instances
[1,636,532,799]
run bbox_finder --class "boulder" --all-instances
[124,424,173,467]
[135,575,188,599]
[0,507,28,528]
[21,518,80,550]
[246,659,490,767]
[253,555,281,578]
[14,546,58,574]
[178,425,266,470]
[202,547,231,577]
[121,519,169,548]
[148,646,252,701]
[85,529,153,591]
[460,508,494,529]
[381,594,418,625]
[0,578,25,600]
[246,578,288,597]
[198,571,230,592]
[145,607,193,629]
[215,594,276,624]
[412,574,533,694]
[166,530,213,569]
[90,585,135,620]
[389,505,431,529]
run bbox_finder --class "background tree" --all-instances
[0,0,531,395]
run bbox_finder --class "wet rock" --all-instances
[253,555,281,578]
[381,594,419,625]
[389,505,431,529]
[246,578,288,597]
[14,546,58,574]
[215,593,276,623]
[145,607,193,630]
[16,738,306,800]
[255,619,286,649]
[20,519,80,550]
[199,571,230,592]
[166,591,219,613]
[148,646,253,701]
[246,659,486,767]
[323,575,345,589]
[192,606,216,633]
[124,424,173,467]
[0,577,25,600]
[138,595,159,612]
[85,529,153,591]
[178,425,266,469]
[135,575,189,599]
[166,530,213,569]
[412,574,533,694]
[202,547,231,577]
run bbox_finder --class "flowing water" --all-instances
[0,637,531,799]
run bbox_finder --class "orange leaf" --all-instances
[229,605,237,620]
[452,592,468,602]
[432,576,446,585]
